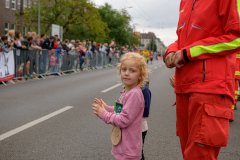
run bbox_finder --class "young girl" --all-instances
[50,51,57,72]
[92,52,148,160]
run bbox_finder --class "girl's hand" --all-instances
[170,75,175,88]
[92,103,105,117]
[94,98,107,109]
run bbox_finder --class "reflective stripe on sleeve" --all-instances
[235,90,239,94]
[237,54,240,58]
[235,71,240,76]
[232,105,235,109]
[189,38,240,58]
[237,0,240,21]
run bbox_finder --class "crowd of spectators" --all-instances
[0,30,160,81]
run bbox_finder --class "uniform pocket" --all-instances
[195,103,231,147]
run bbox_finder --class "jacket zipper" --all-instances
[203,60,206,82]
[192,0,196,10]
[184,0,196,46]
[180,0,197,94]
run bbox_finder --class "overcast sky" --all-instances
[92,0,181,46]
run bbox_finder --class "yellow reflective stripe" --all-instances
[190,38,240,58]
[235,90,239,94]
[235,96,238,99]
[232,105,235,109]
[237,54,240,58]
[238,0,240,20]
[235,71,240,76]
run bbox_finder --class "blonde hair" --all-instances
[7,30,15,38]
[117,52,148,88]
[31,32,36,37]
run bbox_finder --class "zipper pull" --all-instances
[192,0,196,10]
[203,72,206,82]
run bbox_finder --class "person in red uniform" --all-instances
[164,0,240,159]
[230,52,240,123]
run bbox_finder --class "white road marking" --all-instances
[101,83,122,93]
[0,106,73,141]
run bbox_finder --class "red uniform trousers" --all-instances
[231,79,239,120]
[176,93,232,160]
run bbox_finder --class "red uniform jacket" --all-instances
[164,0,240,102]
[235,53,240,80]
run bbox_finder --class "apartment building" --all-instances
[0,0,34,36]
[139,32,166,54]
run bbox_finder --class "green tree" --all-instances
[98,3,139,46]
[148,38,157,52]
[16,0,109,41]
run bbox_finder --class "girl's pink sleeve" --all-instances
[100,92,143,129]
[106,106,114,113]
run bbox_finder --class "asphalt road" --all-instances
[0,61,239,160]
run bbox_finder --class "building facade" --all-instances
[0,0,33,36]
[139,32,166,54]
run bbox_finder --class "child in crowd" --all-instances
[92,52,148,160]
[141,78,151,160]
[116,51,120,63]
[79,49,85,71]
[97,61,150,160]
[50,51,57,73]
[55,38,63,72]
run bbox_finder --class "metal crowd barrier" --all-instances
[14,49,40,80]
[13,49,158,81]
[14,49,62,80]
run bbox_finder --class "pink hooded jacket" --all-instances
[100,86,144,160]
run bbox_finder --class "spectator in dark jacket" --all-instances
[42,36,54,50]
[91,42,98,54]
[40,36,53,74]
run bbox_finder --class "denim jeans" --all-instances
[79,56,84,69]
[88,51,93,59]
[101,52,105,67]
[57,57,62,72]
[50,65,55,72]
[39,52,48,73]
[69,55,75,70]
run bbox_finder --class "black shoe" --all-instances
[229,120,234,123]
[234,105,237,110]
